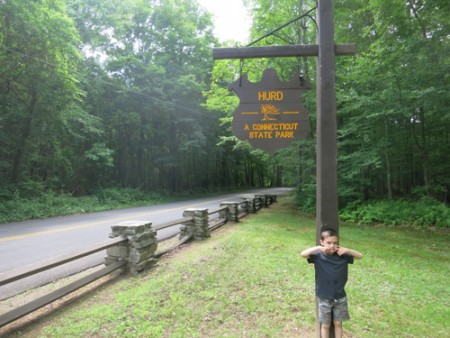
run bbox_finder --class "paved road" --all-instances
[0,187,292,300]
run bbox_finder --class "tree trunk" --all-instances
[383,115,392,199]
[11,90,38,183]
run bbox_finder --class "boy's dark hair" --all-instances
[320,228,338,240]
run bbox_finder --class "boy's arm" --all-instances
[337,246,363,259]
[300,246,324,258]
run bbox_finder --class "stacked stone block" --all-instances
[106,221,157,274]
[256,194,269,207]
[247,197,257,213]
[218,207,228,221]
[240,200,249,214]
[180,208,210,240]
[179,217,194,239]
[220,202,239,222]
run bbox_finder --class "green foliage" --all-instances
[334,0,450,201]
[1,0,449,206]
[340,197,450,228]
[295,0,449,211]
[0,187,168,223]
[0,190,86,223]
[83,143,114,168]
[94,187,162,205]
[0,0,85,185]
[295,182,316,213]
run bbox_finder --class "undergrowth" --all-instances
[340,197,450,228]
[0,187,170,223]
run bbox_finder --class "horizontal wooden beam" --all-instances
[0,260,126,327]
[153,216,193,231]
[213,44,356,60]
[0,236,127,287]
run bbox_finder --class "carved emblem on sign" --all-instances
[229,68,311,154]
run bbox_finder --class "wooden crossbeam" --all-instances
[0,237,127,287]
[213,44,356,60]
[0,260,126,328]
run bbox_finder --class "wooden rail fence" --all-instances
[0,194,277,328]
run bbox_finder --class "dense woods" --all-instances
[0,0,448,224]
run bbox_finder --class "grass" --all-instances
[2,196,449,337]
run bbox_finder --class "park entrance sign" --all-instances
[229,68,311,154]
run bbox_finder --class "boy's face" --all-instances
[320,235,339,255]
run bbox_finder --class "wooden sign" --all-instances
[229,68,311,154]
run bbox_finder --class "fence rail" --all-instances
[208,206,228,230]
[153,216,194,232]
[0,194,277,329]
[0,236,127,287]
[0,261,126,327]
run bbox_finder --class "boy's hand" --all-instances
[316,246,327,254]
[336,246,364,259]
[300,245,327,258]
[336,246,348,256]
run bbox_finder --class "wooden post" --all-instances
[316,0,339,236]
[212,2,352,336]
[316,1,339,337]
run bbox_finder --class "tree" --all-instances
[0,0,86,186]
[70,0,221,192]
[335,0,450,202]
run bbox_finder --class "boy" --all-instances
[300,228,363,338]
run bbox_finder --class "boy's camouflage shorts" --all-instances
[318,296,350,324]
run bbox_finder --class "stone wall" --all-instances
[106,221,158,274]
[106,195,276,274]
[180,208,210,240]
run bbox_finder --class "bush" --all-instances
[295,183,316,213]
[0,187,168,223]
[340,197,450,228]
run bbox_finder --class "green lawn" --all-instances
[3,196,449,337]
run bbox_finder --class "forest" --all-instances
[0,0,449,226]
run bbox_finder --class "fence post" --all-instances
[107,221,158,274]
[218,207,228,221]
[247,197,257,213]
[182,208,210,240]
[256,194,269,207]
[241,199,250,215]
[220,202,239,222]
[268,194,277,204]
[255,195,262,211]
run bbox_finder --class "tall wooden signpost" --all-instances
[213,1,355,336]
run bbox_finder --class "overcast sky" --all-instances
[197,0,251,43]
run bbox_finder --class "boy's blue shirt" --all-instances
[308,251,354,299]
